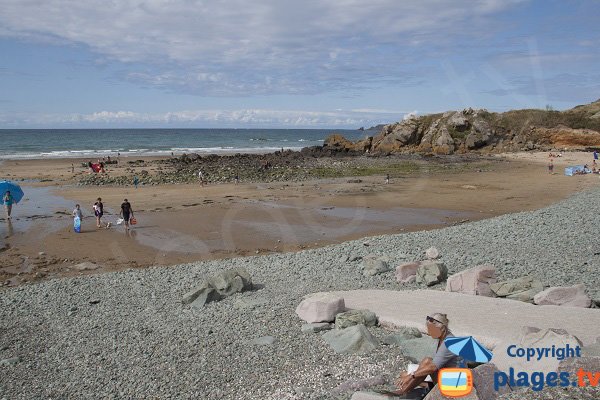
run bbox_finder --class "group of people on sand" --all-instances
[548,150,600,175]
[72,197,135,233]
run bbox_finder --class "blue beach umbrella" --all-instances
[0,181,25,203]
[444,336,493,363]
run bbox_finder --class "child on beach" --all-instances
[385,174,390,184]
[548,159,554,174]
[133,176,139,188]
[73,204,82,232]
[3,191,14,220]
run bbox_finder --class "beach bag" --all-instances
[116,218,124,225]
[130,217,137,225]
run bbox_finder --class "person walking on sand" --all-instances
[133,175,139,189]
[3,191,14,220]
[198,170,205,186]
[548,159,554,174]
[93,197,106,228]
[72,204,83,232]
[119,199,134,232]
[385,173,390,184]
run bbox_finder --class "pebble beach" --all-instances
[1,181,599,399]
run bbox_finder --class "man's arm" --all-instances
[395,357,439,394]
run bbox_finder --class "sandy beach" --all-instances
[1,151,597,286]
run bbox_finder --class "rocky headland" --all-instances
[323,99,600,155]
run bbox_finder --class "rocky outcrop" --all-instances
[320,100,600,156]
[323,134,372,153]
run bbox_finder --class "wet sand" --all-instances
[1,152,597,286]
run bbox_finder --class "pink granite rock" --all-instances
[533,284,592,308]
[395,262,420,283]
[446,265,496,296]
[295,293,346,323]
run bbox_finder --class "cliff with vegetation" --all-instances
[324,99,600,155]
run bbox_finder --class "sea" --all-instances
[0,128,367,159]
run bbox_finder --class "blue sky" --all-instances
[0,0,599,128]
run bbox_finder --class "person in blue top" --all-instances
[594,150,598,161]
[3,191,14,220]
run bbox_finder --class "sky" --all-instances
[0,0,599,129]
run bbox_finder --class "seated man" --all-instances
[391,313,461,398]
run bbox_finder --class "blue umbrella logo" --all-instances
[444,336,493,364]
[443,336,493,389]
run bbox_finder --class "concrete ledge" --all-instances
[326,290,600,349]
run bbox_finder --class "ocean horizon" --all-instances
[0,128,367,160]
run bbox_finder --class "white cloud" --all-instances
[0,108,407,128]
[0,0,527,95]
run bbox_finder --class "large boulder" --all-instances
[335,309,378,330]
[183,267,253,308]
[446,265,497,296]
[471,363,512,399]
[416,261,448,286]
[557,356,600,376]
[490,276,543,303]
[395,262,420,283]
[582,338,600,357]
[322,324,379,354]
[493,327,583,375]
[398,336,436,363]
[295,293,346,323]
[362,255,391,277]
[533,284,592,308]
